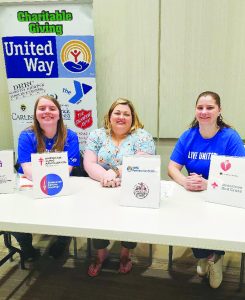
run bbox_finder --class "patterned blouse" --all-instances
[85,128,155,170]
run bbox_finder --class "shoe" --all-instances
[88,249,109,277]
[208,255,223,288]
[197,258,209,276]
[119,256,132,274]
[49,240,68,259]
[88,259,105,277]
[22,247,40,262]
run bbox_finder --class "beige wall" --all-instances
[0,0,244,266]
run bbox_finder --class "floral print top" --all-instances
[85,128,155,170]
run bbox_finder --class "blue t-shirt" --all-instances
[170,127,245,179]
[17,128,80,173]
[85,128,155,170]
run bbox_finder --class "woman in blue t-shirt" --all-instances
[168,91,245,288]
[13,95,80,262]
[84,98,155,277]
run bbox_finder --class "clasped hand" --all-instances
[184,173,207,191]
[100,169,121,188]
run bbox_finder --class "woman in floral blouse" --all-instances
[84,97,155,277]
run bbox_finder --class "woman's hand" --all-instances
[184,173,207,191]
[100,169,121,188]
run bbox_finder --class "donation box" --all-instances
[0,150,14,194]
[207,155,245,208]
[120,155,161,209]
[32,152,70,198]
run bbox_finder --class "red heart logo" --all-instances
[221,160,231,171]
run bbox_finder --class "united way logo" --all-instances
[60,40,92,73]
[74,109,93,130]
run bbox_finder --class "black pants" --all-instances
[192,248,225,259]
[11,232,70,250]
[92,238,137,250]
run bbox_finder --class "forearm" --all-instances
[84,162,107,182]
[21,163,32,181]
[168,167,187,188]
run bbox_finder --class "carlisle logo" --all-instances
[20,104,26,111]
[74,109,93,130]
[60,40,92,73]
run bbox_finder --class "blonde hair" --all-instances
[104,98,144,134]
[32,95,67,153]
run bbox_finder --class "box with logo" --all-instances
[0,150,14,194]
[207,155,245,208]
[31,152,70,198]
[120,155,161,209]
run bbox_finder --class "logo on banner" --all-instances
[20,104,26,111]
[221,160,231,172]
[60,40,92,73]
[40,173,63,196]
[2,36,58,78]
[68,80,92,104]
[74,109,93,129]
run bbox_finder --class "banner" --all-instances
[0,1,97,154]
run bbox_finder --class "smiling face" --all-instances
[195,95,221,128]
[35,97,60,129]
[110,104,133,135]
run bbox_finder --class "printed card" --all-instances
[120,155,161,209]
[31,152,70,198]
[207,155,245,208]
[0,150,14,194]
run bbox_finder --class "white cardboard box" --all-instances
[120,155,161,208]
[207,155,245,208]
[32,152,70,198]
[0,150,14,194]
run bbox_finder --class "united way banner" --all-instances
[0,1,97,153]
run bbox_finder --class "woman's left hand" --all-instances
[100,169,121,188]
[186,173,207,191]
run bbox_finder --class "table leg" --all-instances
[168,245,173,270]
[239,253,245,291]
[148,244,153,266]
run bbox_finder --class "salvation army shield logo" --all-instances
[74,109,93,129]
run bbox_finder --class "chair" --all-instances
[0,231,25,269]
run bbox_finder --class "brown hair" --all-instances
[32,95,67,152]
[190,91,231,129]
[104,98,144,134]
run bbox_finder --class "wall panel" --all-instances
[160,0,245,138]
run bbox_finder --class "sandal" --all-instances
[88,255,109,277]
[88,259,103,277]
[119,256,132,274]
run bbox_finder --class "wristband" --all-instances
[111,166,120,177]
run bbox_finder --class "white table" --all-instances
[0,177,245,287]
